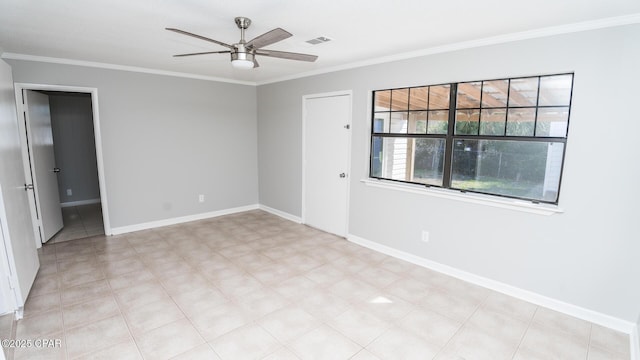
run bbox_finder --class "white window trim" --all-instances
[361,178,563,216]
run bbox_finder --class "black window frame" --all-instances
[370,73,574,205]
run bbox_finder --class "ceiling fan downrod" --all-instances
[234,17,251,44]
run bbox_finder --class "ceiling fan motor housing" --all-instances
[231,43,254,62]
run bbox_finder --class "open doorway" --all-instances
[14,84,111,248]
[45,91,103,243]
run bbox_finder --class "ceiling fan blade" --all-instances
[173,50,231,57]
[166,28,233,49]
[246,28,292,49]
[256,49,318,62]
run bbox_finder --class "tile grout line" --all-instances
[510,306,539,360]
[585,323,594,360]
[153,242,213,360]
[57,263,69,360]
[431,293,486,359]
[58,238,135,359]
[101,239,146,360]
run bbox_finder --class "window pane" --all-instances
[412,138,446,186]
[409,87,428,110]
[372,136,410,180]
[508,77,539,107]
[456,82,482,108]
[429,85,451,109]
[408,111,427,134]
[506,108,535,136]
[480,108,506,136]
[370,136,444,186]
[482,79,509,108]
[455,109,480,135]
[451,139,564,202]
[373,113,390,133]
[536,107,569,137]
[390,112,408,133]
[371,136,384,177]
[539,75,572,106]
[427,110,449,134]
[391,88,409,111]
[374,90,391,111]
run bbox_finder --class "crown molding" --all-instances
[0,52,257,86]
[257,13,640,85]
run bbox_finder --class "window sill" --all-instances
[360,178,564,216]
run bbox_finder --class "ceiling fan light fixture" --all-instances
[231,58,254,69]
[231,49,255,69]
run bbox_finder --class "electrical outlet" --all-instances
[421,230,430,243]
[66,189,72,196]
[198,194,205,203]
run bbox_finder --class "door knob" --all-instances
[53,168,60,173]
[339,173,346,178]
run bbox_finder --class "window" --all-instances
[370,73,573,204]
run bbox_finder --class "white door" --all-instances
[303,92,352,237]
[0,217,16,314]
[0,60,39,311]
[24,90,64,243]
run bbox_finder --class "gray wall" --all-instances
[8,61,258,229]
[257,24,640,323]
[48,92,100,204]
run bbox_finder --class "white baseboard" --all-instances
[258,204,302,223]
[347,233,638,352]
[60,198,101,207]
[110,204,259,235]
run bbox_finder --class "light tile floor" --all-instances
[0,314,15,360]
[11,210,630,360]
[49,204,104,244]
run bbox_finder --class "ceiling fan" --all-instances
[166,17,318,69]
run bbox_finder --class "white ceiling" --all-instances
[1,0,639,85]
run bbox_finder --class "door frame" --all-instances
[301,90,353,236]
[14,83,112,247]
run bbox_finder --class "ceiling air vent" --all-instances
[306,36,332,45]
